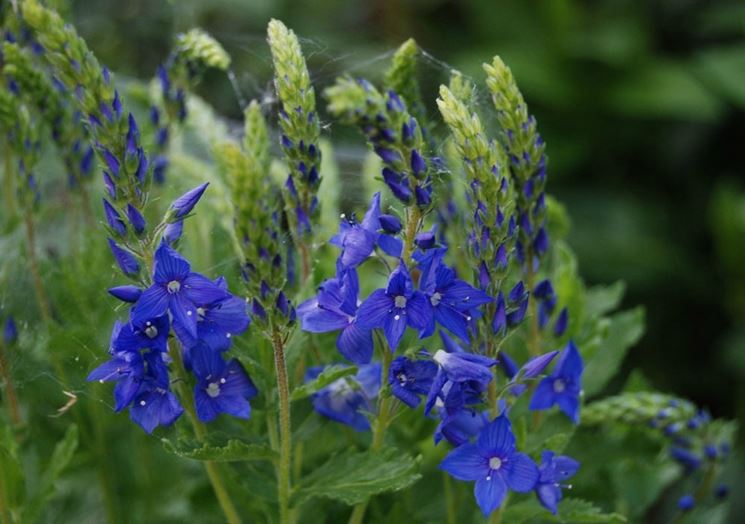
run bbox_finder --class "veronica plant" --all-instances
[0,3,736,524]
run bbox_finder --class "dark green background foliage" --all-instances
[1,0,744,522]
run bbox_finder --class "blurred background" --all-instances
[68,0,745,422]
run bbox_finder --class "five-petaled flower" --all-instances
[534,450,579,514]
[440,415,539,516]
[529,341,584,423]
[130,242,229,344]
[356,261,431,350]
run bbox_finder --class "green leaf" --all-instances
[25,424,79,522]
[583,307,645,397]
[585,281,626,319]
[292,447,421,506]
[559,498,626,523]
[162,435,276,462]
[0,443,25,512]
[290,364,357,402]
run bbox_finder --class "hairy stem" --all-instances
[271,329,292,524]
[402,205,422,264]
[168,341,242,524]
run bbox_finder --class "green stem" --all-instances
[3,144,15,221]
[0,341,22,427]
[525,248,540,358]
[23,209,52,325]
[443,473,457,524]
[401,205,422,264]
[271,329,292,524]
[348,334,394,524]
[168,341,242,524]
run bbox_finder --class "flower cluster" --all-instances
[91,234,255,433]
[325,76,432,208]
[268,19,322,241]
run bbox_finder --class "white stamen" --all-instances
[430,292,442,306]
[433,349,448,366]
[220,378,226,384]
[139,400,146,406]
[186,310,192,316]
[145,325,158,338]
[206,382,221,398]
[226,333,232,338]
[394,314,400,320]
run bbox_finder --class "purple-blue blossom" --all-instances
[529,341,584,423]
[440,414,539,516]
[534,450,580,514]
[306,363,381,431]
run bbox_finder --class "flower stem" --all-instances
[524,247,540,357]
[443,473,457,524]
[23,209,53,325]
[271,329,292,524]
[348,334,394,524]
[0,340,22,427]
[168,341,242,524]
[402,205,422,264]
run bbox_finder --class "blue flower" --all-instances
[677,494,695,512]
[534,450,579,514]
[435,408,489,447]
[425,345,497,416]
[440,415,539,516]
[191,343,258,423]
[529,341,583,423]
[108,238,140,276]
[419,252,492,341]
[108,285,143,303]
[3,316,17,345]
[129,377,184,434]
[169,182,209,220]
[306,363,381,431]
[297,267,374,364]
[356,262,432,350]
[500,350,559,396]
[173,278,250,352]
[329,192,402,268]
[130,243,229,343]
[388,355,437,408]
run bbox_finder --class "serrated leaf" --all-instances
[162,435,276,462]
[560,498,626,523]
[292,447,421,506]
[583,307,645,396]
[290,364,357,402]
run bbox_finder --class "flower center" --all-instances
[489,457,502,470]
[206,382,221,398]
[430,292,442,306]
[394,295,407,308]
[553,378,566,393]
[144,324,158,338]
[196,307,206,320]
[397,372,408,386]
[167,280,181,293]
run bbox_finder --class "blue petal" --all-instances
[108,239,140,276]
[153,242,190,284]
[536,483,561,514]
[337,323,374,364]
[377,234,403,257]
[182,273,230,305]
[528,377,556,411]
[360,192,381,231]
[170,293,198,341]
[556,341,583,381]
[130,285,169,327]
[556,393,580,424]
[477,415,516,455]
[440,443,489,481]
[521,351,559,378]
[406,291,433,331]
[170,182,209,218]
[355,289,393,329]
[194,388,219,422]
[474,475,507,516]
[504,452,538,492]
[383,312,408,350]
[298,299,350,333]
[434,305,470,341]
